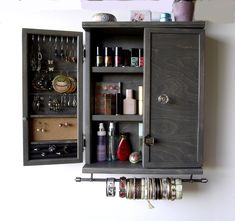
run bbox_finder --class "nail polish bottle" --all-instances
[139,48,144,67]
[131,48,139,67]
[105,47,113,67]
[123,89,136,115]
[96,46,103,67]
[138,86,143,115]
[123,49,131,66]
[97,123,107,162]
[115,47,123,67]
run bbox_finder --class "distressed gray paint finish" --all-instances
[144,28,204,169]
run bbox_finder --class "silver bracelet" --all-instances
[106,178,116,197]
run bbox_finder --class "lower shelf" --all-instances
[82,161,203,175]
[24,158,80,166]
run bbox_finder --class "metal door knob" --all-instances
[157,94,169,104]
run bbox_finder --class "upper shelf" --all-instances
[82,21,206,30]
[92,115,142,122]
[92,67,143,73]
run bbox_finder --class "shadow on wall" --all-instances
[195,0,235,23]
[183,34,226,194]
[203,36,219,170]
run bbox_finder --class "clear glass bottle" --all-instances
[107,122,117,161]
[97,123,106,162]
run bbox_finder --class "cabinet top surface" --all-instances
[82,21,205,30]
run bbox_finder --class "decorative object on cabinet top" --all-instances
[172,0,196,22]
[92,13,117,22]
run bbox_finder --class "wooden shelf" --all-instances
[92,67,143,73]
[30,114,77,118]
[82,161,203,175]
[92,115,142,122]
[30,140,77,145]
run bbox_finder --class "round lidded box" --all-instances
[92,13,117,22]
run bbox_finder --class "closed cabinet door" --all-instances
[143,28,204,169]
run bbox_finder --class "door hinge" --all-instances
[83,48,86,58]
[83,136,86,151]
[144,135,155,146]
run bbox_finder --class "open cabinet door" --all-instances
[22,29,83,165]
[143,28,204,169]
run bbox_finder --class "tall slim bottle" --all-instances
[107,122,117,161]
[97,123,106,162]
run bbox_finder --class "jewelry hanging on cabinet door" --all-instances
[48,36,55,73]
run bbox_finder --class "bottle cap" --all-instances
[96,46,103,56]
[138,86,143,101]
[138,123,143,136]
[139,48,143,57]
[105,47,112,56]
[98,123,106,136]
[115,47,122,56]
[131,48,139,57]
[126,89,133,98]
[109,122,114,130]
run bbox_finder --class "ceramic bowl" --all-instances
[92,13,117,22]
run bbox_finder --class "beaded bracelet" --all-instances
[119,176,127,198]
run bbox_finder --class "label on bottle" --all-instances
[105,56,112,67]
[139,57,144,67]
[96,56,103,67]
[97,135,106,162]
[131,57,138,67]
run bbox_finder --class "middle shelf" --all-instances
[92,66,143,74]
[92,115,142,122]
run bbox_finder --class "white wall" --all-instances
[0,1,235,221]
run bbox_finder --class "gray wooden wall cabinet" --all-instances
[23,22,205,175]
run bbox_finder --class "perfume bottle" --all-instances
[138,86,143,115]
[96,123,107,162]
[123,89,136,115]
[107,122,117,161]
[138,123,143,154]
[117,133,131,161]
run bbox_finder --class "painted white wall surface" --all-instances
[0,1,235,221]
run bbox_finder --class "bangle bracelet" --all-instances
[119,176,126,198]
[175,178,183,199]
[136,179,141,199]
[126,179,130,199]
[156,178,160,200]
[144,178,148,200]
[161,178,168,200]
[141,178,145,199]
[170,178,176,201]
[152,178,156,200]
[133,178,136,200]
[106,178,116,197]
